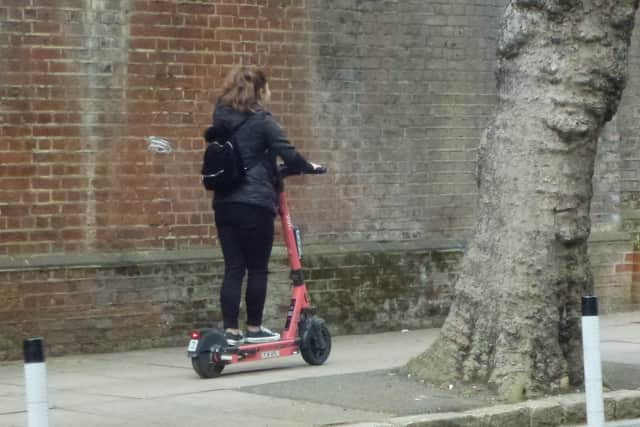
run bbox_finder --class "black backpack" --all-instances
[201,117,250,193]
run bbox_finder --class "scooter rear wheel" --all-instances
[192,353,225,378]
[300,318,331,366]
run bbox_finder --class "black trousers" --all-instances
[215,204,275,330]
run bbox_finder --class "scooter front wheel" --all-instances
[300,318,332,366]
[192,353,225,378]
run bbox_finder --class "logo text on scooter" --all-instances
[261,350,280,359]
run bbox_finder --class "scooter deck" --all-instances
[217,338,300,363]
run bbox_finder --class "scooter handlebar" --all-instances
[309,165,328,175]
[279,164,327,177]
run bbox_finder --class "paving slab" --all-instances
[0,329,440,426]
[241,368,493,416]
[604,362,640,391]
[0,311,638,427]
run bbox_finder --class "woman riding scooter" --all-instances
[205,66,323,346]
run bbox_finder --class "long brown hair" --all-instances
[218,66,268,112]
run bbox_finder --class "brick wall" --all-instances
[0,243,457,360]
[618,8,640,237]
[1,1,507,254]
[1,1,640,359]
[629,253,640,306]
[1,0,316,254]
[591,2,640,312]
[589,234,635,312]
[610,250,640,308]
[303,0,503,244]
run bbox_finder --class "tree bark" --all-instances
[405,0,639,401]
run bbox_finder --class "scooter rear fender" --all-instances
[189,328,227,357]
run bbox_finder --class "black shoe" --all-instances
[245,327,280,343]
[224,331,244,346]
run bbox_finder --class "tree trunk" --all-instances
[405,0,639,401]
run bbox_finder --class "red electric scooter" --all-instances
[187,166,331,378]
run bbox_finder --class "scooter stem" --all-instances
[277,190,311,341]
[278,191,302,271]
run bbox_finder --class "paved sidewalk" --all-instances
[0,312,638,426]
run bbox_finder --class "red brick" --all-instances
[241,29,259,41]
[3,20,29,32]
[183,15,208,28]
[175,27,203,39]
[64,293,94,306]
[624,252,640,263]
[31,47,65,60]
[1,165,36,177]
[61,229,85,240]
[615,263,633,273]
[32,21,60,33]
[9,8,28,21]
[0,231,29,242]
[29,230,59,242]
[31,204,59,215]
[51,191,66,202]
[62,242,85,252]
[216,29,242,41]
[130,12,172,26]
[36,193,51,203]
[131,24,186,38]
[216,4,238,15]
[145,1,176,13]
[263,31,285,42]
[129,38,156,50]
[61,204,85,214]
[0,178,30,191]
[34,7,59,20]
[177,2,215,15]
[1,152,31,163]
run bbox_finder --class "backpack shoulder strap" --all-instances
[240,111,270,172]
[228,114,252,141]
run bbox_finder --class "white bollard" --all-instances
[582,296,605,427]
[23,338,50,427]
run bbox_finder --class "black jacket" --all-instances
[206,103,313,214]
